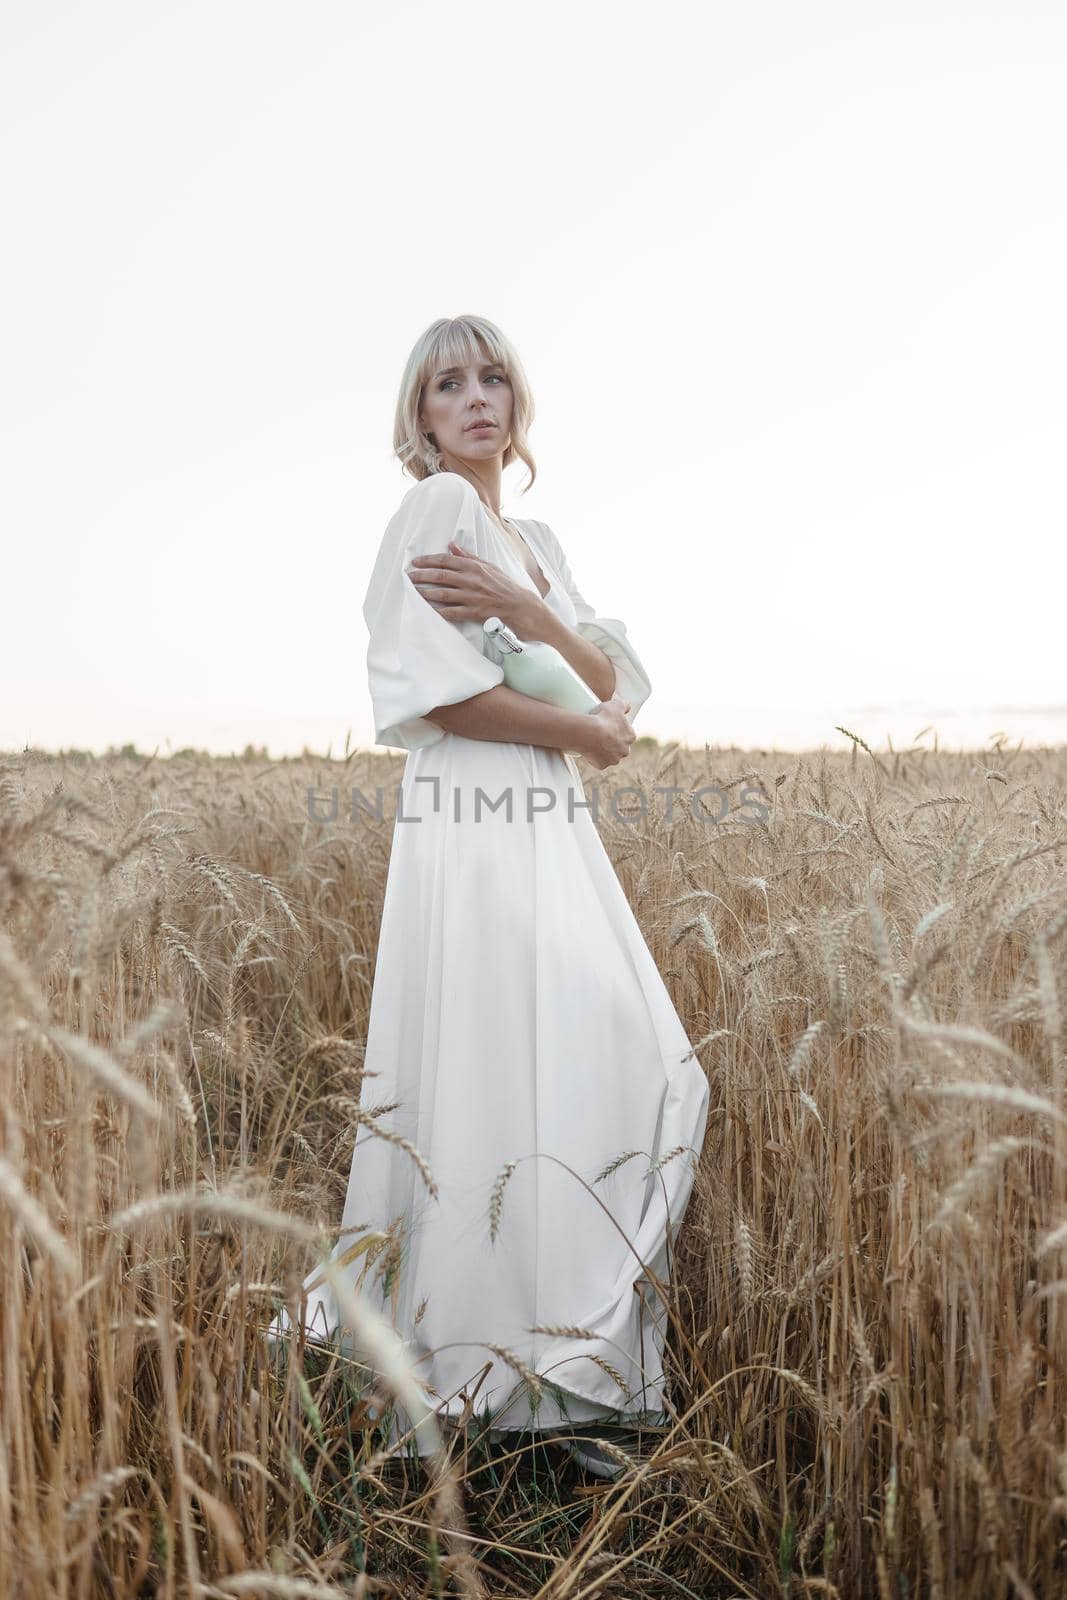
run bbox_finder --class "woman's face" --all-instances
[418,356,514,472]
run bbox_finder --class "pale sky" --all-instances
[2,1,1065,757]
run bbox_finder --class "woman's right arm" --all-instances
[425,684,636,769]
[363,476,636,765]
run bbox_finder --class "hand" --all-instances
[576,694,635,770]
[406,541,547,638]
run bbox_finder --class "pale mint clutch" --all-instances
[483,617,600,713]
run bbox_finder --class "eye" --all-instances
[438,371,507,391]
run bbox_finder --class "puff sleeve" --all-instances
[363,474,506,752]
[535,521,653,724]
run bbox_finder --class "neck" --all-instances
[437,456,504,518]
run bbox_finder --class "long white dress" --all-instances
[269,470,710,1453]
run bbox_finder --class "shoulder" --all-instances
[400,470,477,517]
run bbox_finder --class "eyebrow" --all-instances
[433,362,503,378]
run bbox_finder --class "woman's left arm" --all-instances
[530,606,617,702]
[531,521,653,719]
[406,543,618,703]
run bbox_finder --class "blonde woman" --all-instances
[270,315,709,1479]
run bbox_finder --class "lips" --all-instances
[466,421,496,431]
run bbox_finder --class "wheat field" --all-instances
[1,735,1065,1599]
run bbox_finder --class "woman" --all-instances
[270,315,710,1475]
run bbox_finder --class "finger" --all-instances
[411,547,478,564]
[409,570,472,593]
[429,603,474,620]
[408,552,458,569]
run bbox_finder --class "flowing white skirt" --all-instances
[269,734,710,1453]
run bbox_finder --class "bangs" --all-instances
[422,318,510,386]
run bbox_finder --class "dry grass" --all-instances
[1,734,1066,1598]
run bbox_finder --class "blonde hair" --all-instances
[393,314,537,491]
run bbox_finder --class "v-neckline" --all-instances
[477,502,553,601]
